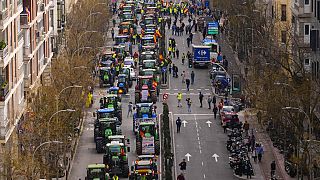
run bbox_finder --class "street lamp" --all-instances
[90,3,108,15]
[56,85,83,110]
[49,109,76,123]
[85,12,103,27]
[32,141,63,178]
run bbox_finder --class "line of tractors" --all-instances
[85,0,163,179]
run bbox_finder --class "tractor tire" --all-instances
[94,128,99,142]
[136,141,142,155]
[122,165,129,178]
[155,141,160,155]
[151,92,157,103]
[96,139,104,153]
[135,93,140,104]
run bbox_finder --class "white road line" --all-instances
[204,174,206,179]
[200,149,202,154]
[181,89,186,91]
[189,89,194,90]
[173,89,178,90]
[204,89,210,91]
[190,93,195,95]
[202,161,204,166]
[197,89,202,91]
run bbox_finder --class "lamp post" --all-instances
[56,85,83,111]
[32,141,63,178]
[90,3,108,15]
[84,12,102,28]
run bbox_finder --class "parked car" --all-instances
[220,105,235,117]
[221,112,239,127]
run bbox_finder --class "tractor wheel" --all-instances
[155,141,160,155]
[122,165,129,178]
[136,141,142,155]
[96,139,104,153]
[151,92,157,103]
[135,93,140,103]
[94,128,99,142]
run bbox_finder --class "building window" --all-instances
[50,9,54,28]
[272,5,274,19]
[305,24,310,35]
[2,0,7,10]
[305,0,310,5]
[281,4,287,21]
[281,31,287,43]
[305,58,310,65]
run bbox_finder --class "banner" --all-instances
[142,137,155,154]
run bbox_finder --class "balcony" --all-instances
[20,13,30,28]
[0,9,8,29]
[0,44,8,60]
[0,76,9,101]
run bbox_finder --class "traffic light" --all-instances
[188,58,192,68]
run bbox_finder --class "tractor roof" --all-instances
[115,35,129,38]
[141,51,154,54]
[106,141,124,147]
[109,87,119,90]
[140,122,155,126]
[142,59,156,62]
[136,160,152,166]
[108,135,125,139]
[106,94,118,98]
[118,74,127,77]
[142,35,154,39]
[87,164,105,169]
[99,117,118,122]
[142,69,156,72]
[138,75,153,79]
[138,155,155,159]
[97,108,115,113]
[136,103,153,107]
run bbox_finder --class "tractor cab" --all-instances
[140,17,156,28]
[103,141,130,178]
[119,22,136,35]
[140,69,160,85]
[86,164,109,180]
[108,87,120,96]
[99,60,113,69]
[99,95,122,110]
[140,45,157,54]
[107,135,129,145]
[139,51,156,64]
[141,35,155,47]
[96,108,122,123]
[134,76,157,103]
[140,59,157,70]
[94,117,122,153]
[134,103,156,119]
[117,74,130,94]
[99,68,114,88]
[129,159,158,180]
[121,12,134,21]
[115,35,129,45]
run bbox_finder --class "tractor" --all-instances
[133,103,157,133]
[85,164,110,180]
[117,74,130,94]
[99,95,122,112]
[136,122,160,155]
[94,117,122,153]
[107,135,130,145]
[108,87,120,97]
[103,141,130,178]
[134,76,157,104]
[129,158,158,180]
[95,108,122,123]
[99,68,114,87]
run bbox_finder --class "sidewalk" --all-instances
[217,31,293,179]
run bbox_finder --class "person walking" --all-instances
[256,144,264,162]
[243,120,250,137]
[186,98,192,112]
[181,71,185,83]
[185,79,190,91]
[176,48,180,59]
[222,120,227,133]
[111,28,115,41]
[213,105,218,119]
[181,53,185,65]
[187,37,191,47]
[207,95,212,109]
[212,95,216,105]
[271,161,276,178]
[177,92,183,107]
[252,146,258,163]
[190,71,195,84]
[127,102,133,117]
[176,117,182,133]
[179,159,187,172]
[177,173,185,180]
[189,33,193,43]
[199,92,204,108]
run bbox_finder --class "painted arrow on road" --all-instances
[212,154,219,162]
[206,121,212,127]
[185,153,192,161]
[182,120,188,127]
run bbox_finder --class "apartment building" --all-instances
[0,0,25,160]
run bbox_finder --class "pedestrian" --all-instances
[187,37,191,47]
[243,120,250,137]
[271,161,276,178]
[207,95,212,109]
[212,95,216,105]
[177,92,182,107]
[176,117,182,133]
[186,98,192,112]
[222,120,227,133]
[189,33,193,43]
[213,104,218,119]
[182,53,185,65]
[112,19,116,27]
[223,58,228,71]
[169,64,172,74]
[199,92,204,108]
[179,159,187,172]
[190,71,195,84]
[176,48,180,59]
[172,24,176,35]
[251,134,256,152]
[127,102,133,117]
[112,174,119,180]
[256,144,264,162]
[252,146,258,163]
[181,71,185,83]
[177,173,185,180]
[244,162,252,179]
[111,28,115,41]
[218,101,223,113]
[185,79,190,91]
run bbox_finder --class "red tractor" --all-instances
[135,76,157,104]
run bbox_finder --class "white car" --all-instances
[124,57,135,68]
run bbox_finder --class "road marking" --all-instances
[202,161,204,166]
[190,93,195,95]
[173,89,178,90]
[173,113,213,116]
[212,154,220,162]
[204,89,210,91]
[206,121,212,127]
[158,113,162,180]
[189,89,194,90]
[194,115,202,155]
[185,153,192,161]
[197,89,202,91]
[182,120,188,127]
[204,174,206,179]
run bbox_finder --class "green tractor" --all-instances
[103,141,130,178]
[85,164,110,180]
[136,122,160,155]
[94,117,122,153]
[129,158,158,180]
[95,107,122,124]
[99,68,114,87]
[99,95,122,112]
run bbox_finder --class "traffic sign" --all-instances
[205,0,209,8]
[163,93,169,100]
[207,21,219,35]
[193,47,210,61]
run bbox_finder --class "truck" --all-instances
[192,45,211,68]
[203,37,220,61]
